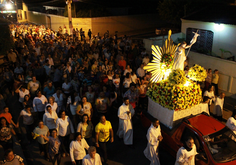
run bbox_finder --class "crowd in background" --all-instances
[0,23,151,165]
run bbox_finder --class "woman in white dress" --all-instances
[173,42,191,71]
[175,136,197,165]
[43,105,58,133]
[204,85,215,112]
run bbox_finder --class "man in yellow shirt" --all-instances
[95,115,114,165]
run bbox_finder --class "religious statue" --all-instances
[173,31,200,71]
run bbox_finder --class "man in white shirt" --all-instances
[144,119,163,165]
[213,92,225,121]
[33,91,48,120]
[117,97,135,147]
[70,132,89,165]
[82,146,102,165]
[136,63,145,78]
[28,76,41,96]
[16,85,29,103]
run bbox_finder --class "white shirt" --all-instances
[131,74,138,84]
[62,83,71,94]
[47,57,54,66]
[67,96,81,115]
[175,144,197,165]
[226,117,236,140]
[19,89,30,103]
[147,124,162,146]
[56,116,74,136]
[53,93,64,107]
[70,139,89,161]
[213,96,224,116]
[20,110,34,125]
[45,102,58,112]
[43,111,58,129]
[137,67,145,78]
[204,91,215,105]
[33,95,48,112]
[82,153,102,165]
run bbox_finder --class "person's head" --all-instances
[36,90,42,97]
[3,106,9,113]
[88,146,96,159]
[82,96,87,103]
[49,97,54,104]
[130,83,136,92]
[208,85,214,92]
[25,105,31,113]
[46,105,52,113]
[99,92,105,98]
[127,65,130,69]
[88,86,92,92]
[152,119,159,128]
[220,92,225,99]
[203,96,210,104]
[0,117,8,127]
[214,69,218,74]
[59,110,66,118]
[38,121,44,128]
[181,41,187,48]
[4,149,14,161]
[82,114,89,124]
[51,129,57,138]
[24,95,30,101]
[100,115,106,124]
[208,68,212,73]
[56,89,62,94]
[48,81,53,88]
[75,132,82,141]
[184,136,194,149]
[126,73,131,79]
[32,76,37,82]
[123,97,129,105]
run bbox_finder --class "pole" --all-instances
[67,0,73,36]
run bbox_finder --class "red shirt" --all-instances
[118,60,126,71]
[0,113,12,124]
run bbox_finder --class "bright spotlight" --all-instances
[5,3,13,10]
[184,81,191,87]
[214,23,224,31]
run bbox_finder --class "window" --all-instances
[186,28,213,55]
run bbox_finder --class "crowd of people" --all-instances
[0,23,150,165]
[0,23,235,165]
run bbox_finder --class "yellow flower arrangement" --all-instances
[187,64,207,82]
[147,80,202,111]
[168,69,187,85]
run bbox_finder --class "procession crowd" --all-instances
[0,23,235,165]
[0,24,151,165]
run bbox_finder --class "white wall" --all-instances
[188,51,236,98]
[181,19,236,60]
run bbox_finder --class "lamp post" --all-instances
[66,0,73,35]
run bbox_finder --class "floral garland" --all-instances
[160,53,174,70]
[147,81,202,111]
[168,69,187,85]
[187,64,207,82]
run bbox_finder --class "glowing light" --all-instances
[214,23,224,31]
[143,30,180,82]
[184,81,191,87]
[5,3,13,10]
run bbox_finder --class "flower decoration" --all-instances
[187,64,207,82]
[168,69,187,85]
[147,81,202,111]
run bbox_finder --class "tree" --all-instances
[0,18,14,55]
[157,0,228,26]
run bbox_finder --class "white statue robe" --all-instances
[173,48,186,71]
[143,124,161,165]
[117,103,135,145]
[213,97,224,116]
[175,144,197,165]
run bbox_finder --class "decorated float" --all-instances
[144,30,208,129]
